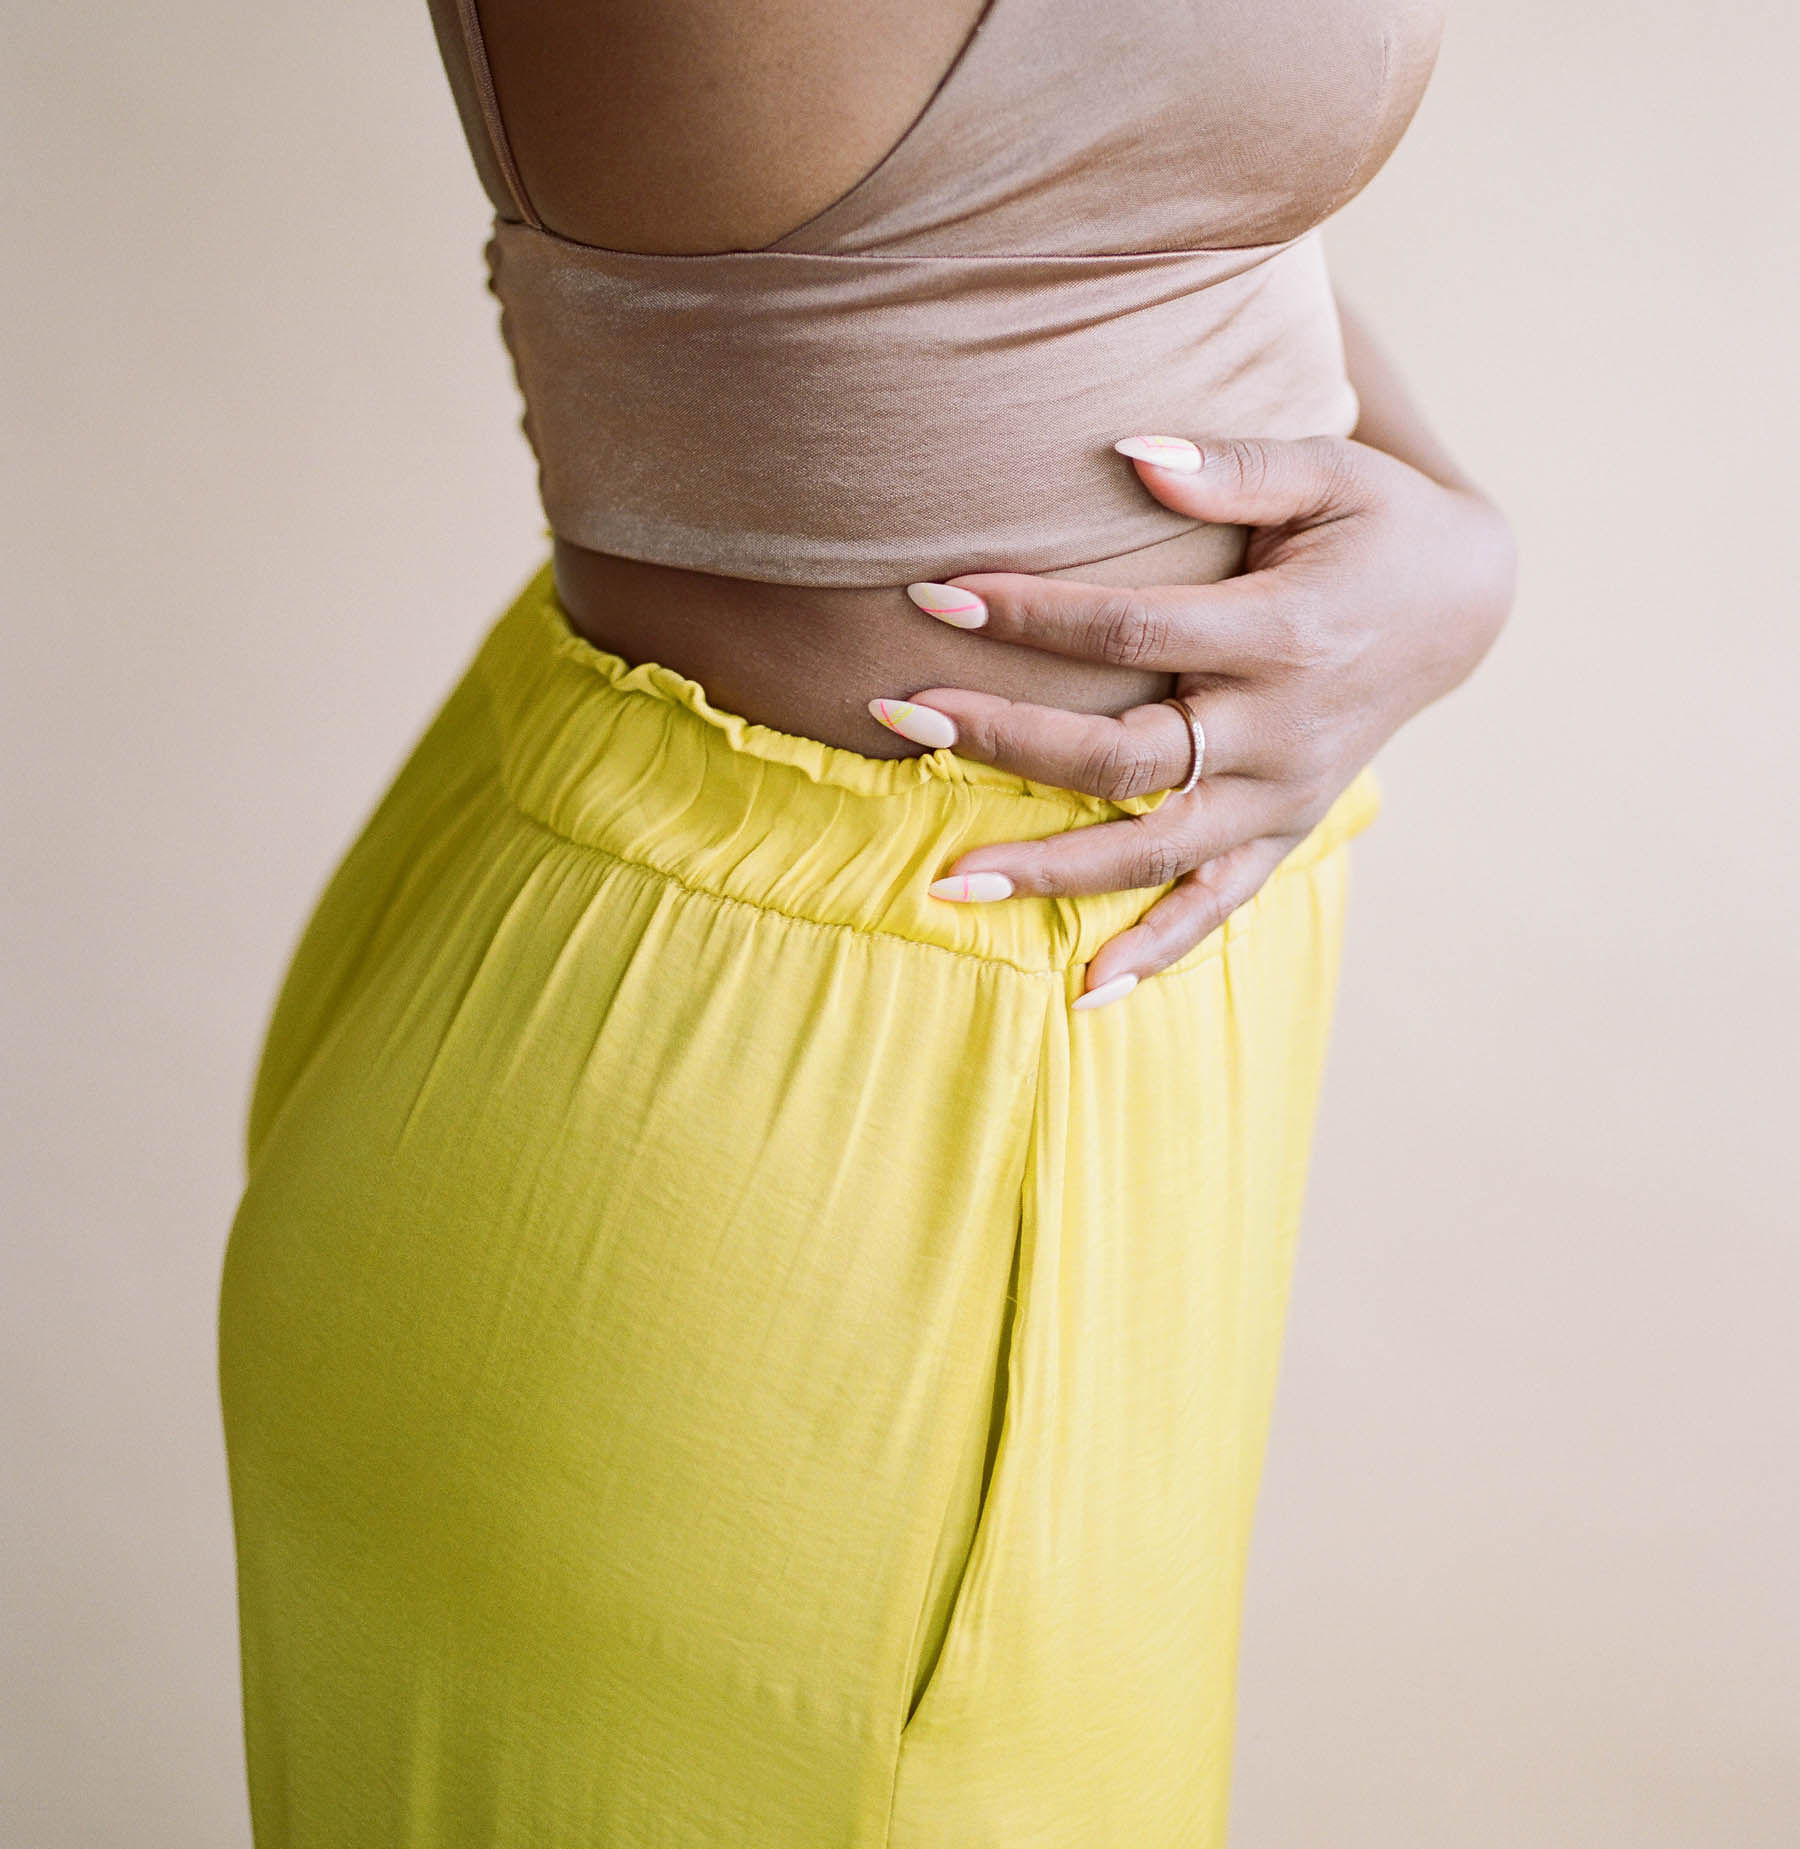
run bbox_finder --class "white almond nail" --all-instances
[906,582,989,629]
[868,697,957,750]
[1113,434,1202,473]
[928,871,1015,902]
[1071,971,1140,1011]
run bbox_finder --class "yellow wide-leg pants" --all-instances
[218,558,1381,1846]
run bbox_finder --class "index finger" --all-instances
[905,569,1288,674]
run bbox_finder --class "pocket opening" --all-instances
[903,1210,1023,1726]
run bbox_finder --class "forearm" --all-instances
[1336,292,1489,503]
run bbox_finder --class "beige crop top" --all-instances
[426,0,1444,587]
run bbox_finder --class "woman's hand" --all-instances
[871,433,1516,1005]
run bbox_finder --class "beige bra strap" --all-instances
[448,0,543,230]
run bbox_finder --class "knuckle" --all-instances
[1181,882,1234,948]
[955,707,1004,762]
[1223,439,1272,499]
[1010,585,1069,637]
[1077,731,1161,801]
[1197,893,1236,943]
[1091,592,1169,669]
[1268,583,1335,671]
[986,701,1058,770]
[985,708,1035,762]
[1137,933,1192,982]
[1131,825,1192,888]
[1301,434,1361,499]
[999,842,1056,896]
[1149,892,1208,955]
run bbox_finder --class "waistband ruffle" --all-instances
[475,558,1381,977]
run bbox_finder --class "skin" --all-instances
[482,0,994,255]
[477,0,1517,1001]
[909,375,1517,996]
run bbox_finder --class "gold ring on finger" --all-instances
[1160,695,1208,797]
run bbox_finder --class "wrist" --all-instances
[1441,487,1518,685]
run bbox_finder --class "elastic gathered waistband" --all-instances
[475,559,1381,979]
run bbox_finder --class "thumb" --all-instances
[1113,433,1367,527]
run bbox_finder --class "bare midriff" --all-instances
[551,523,1242,757]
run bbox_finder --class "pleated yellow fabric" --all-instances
[218,558,1382,1846]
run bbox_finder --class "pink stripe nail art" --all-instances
[906,583,989,629]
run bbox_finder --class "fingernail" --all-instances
[928,871,1015,902]
[1071,971,1139,1011]
[1113,434,1202,473]
[906,582,989,629]
[869,697,957,749]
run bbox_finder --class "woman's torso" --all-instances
[442,0,1440,753]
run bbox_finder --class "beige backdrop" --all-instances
[4,2,1795,1843]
